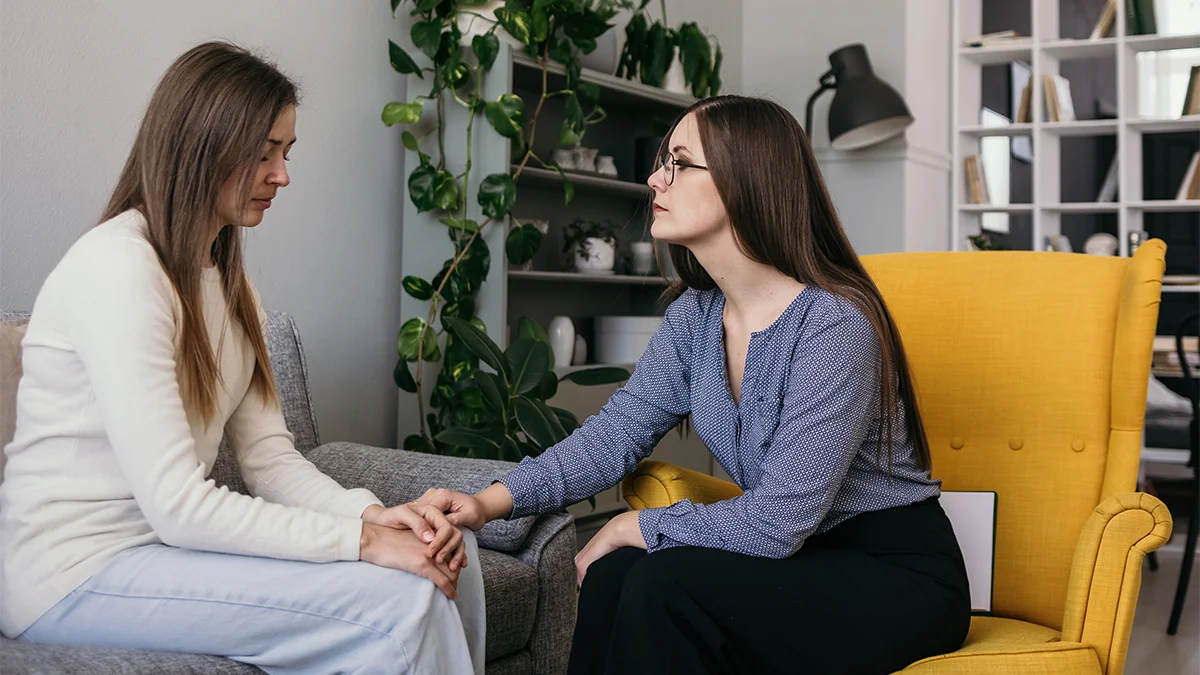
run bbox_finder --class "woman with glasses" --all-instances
[415,95,971,674]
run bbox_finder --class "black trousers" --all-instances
[567,496,972,675]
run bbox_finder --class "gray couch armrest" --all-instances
[513,510,577,675]
[307,441,537,552]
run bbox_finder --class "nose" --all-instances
[647,164,667,193]
[268,158,290,188]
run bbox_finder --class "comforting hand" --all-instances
[574,510,646,587]
[361,503,467,571]
[414,487,489,531]
[359,522,460,599]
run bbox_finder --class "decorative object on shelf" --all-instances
[596,315,663,364]
[552,147,577,170]
[1044,234,1072,253]
[804,44,914,150]
[1127,230,1149,256]
[509,219,550,271]
[1084,232,1119,256]
[385,0,621,451]
[628,241,657,275]
[564,217,619,273]
[614,0,723,98]
[572,335,588,366]
[967,231,1009,251]
[595,155,618,177]
[428,317,629,466]
[579,28,620,74]
[553,145,600,173]
[548,316,576,368]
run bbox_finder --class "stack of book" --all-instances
[964,155,990,205]
[1177,151,1200,201]
[963,30,1028,48]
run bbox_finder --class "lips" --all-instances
[252,198,273,209]
[653,203,668,213]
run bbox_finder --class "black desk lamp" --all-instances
[805,44,914,150]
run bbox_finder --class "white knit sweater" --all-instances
[0,210,382,637]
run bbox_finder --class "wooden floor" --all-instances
[574,517,1199,674]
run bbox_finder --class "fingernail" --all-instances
[423,532,433,542]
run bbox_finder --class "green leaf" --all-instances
[506,338,550,395]
[433,171,460,211]
[475,370,506,417]
[641,22,674,87]
[576,81,601,104]
[535,398,568,443]
[514,395,557,449]
[436,427,502,453]
[393,359,418,393]
[538,368,559,399]
[443,316,508,380]
[562,176,575,205]
[505,222,543,267]
[478,173,517,219]
[402,275,434,300]
[530,7,550,43]
[471,33,500,70]
[391,0,403,15]
[404,434,437,453]
[440,217,480,233]
[500,437,523,462]
[557,123,581,147]
[709,44,723,96]
[550,405,579,433]
[558,93,584,146]
[484,93,525,141]
[459,239,491,290]
[401,130,420,152]
[382,101,423,126]
[494,7,532,45]
[408,163,438,212]
[561,366,630,386]
[517,316,548,343]
[389,40,424,77]
[398,317,431,362]
[411,20,443,59]
[533,0,560,10]
[415,0,440,10]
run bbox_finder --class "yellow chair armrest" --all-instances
[621,460,744,509]
[1060,492,1172,675]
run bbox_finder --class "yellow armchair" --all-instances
[622,242,1173,675]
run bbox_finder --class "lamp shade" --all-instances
[825,44,913,150]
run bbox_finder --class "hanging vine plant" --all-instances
[384,0,631,461]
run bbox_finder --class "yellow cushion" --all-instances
[899,616,1100,674]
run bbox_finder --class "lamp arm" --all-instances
[804,70,837,142]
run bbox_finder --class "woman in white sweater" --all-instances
[0,41,485,675]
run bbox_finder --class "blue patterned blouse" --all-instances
[499,285,941,558]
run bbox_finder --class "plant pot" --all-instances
[574,237,616,274]
[578,30,620,74]
[663,56,687,94]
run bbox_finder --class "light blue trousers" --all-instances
[18,530,485,675]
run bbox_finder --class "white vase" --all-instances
[574,238,616,274]
[663,56,687,94]
[548,316,576,368]
[629,241,656,275]
[572,335,588,365]
[578,30,619,74]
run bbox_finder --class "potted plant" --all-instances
[615,0,723,98]
[563,217,618,274]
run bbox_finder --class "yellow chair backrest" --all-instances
[860,242,1166,630]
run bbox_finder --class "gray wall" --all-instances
[1,0,407,447]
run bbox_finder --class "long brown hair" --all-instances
[660,95,931,472]
[101,41,297,425]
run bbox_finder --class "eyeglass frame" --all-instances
[657,151,708,186]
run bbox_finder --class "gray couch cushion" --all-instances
[479,548,537,661]
[0,638,260,674]
[307,442,537,553]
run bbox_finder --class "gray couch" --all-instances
[0,310,577,675]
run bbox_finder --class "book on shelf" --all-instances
[1125,0,1157,36]
[1042,74,1076,122]
[1177,151,1200,201]
[1016,81,1032,123]
[964,155,991,205]
[1183,65,1200,117]
[1090,0,1116,39]
[963,30,1027,47]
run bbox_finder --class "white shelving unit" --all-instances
[950,0,1200,271]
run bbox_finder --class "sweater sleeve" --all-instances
[497,290,697,518]
[68,236,363,562]
[223,286,383,519]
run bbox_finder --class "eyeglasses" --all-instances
[658,151,708,186]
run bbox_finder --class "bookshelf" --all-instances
[950,0,1200,297]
